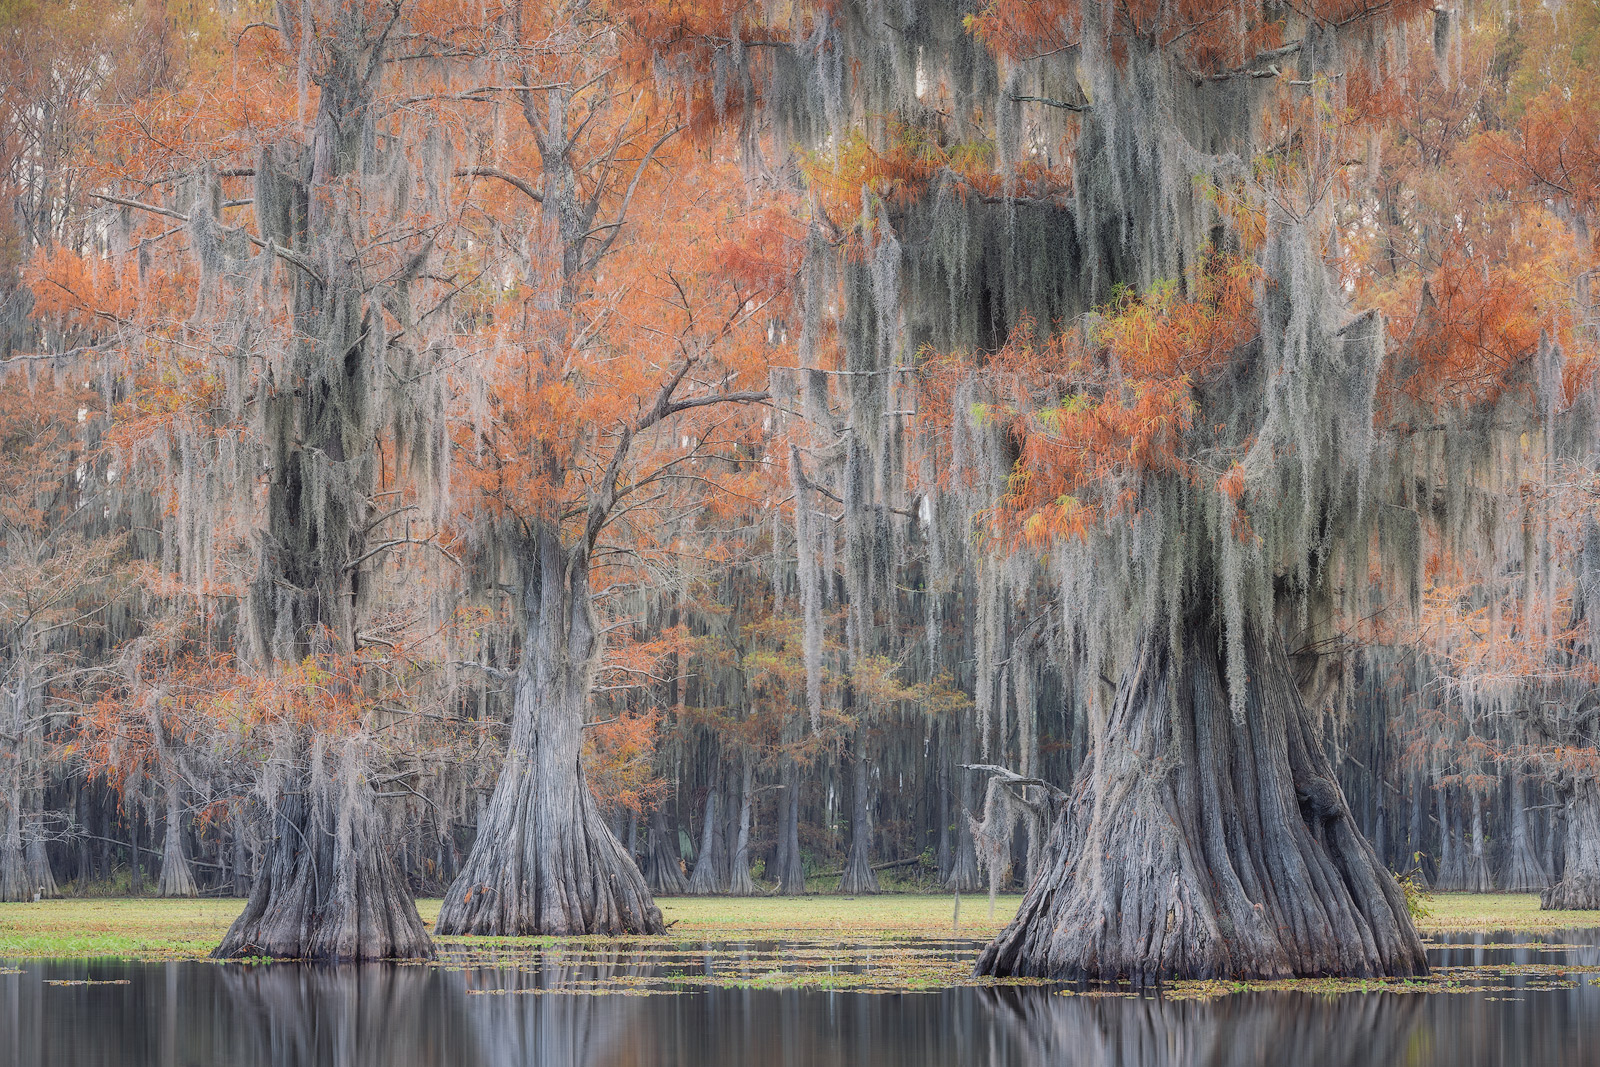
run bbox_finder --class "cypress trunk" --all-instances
[231,812,253,897]
[687,783,727,894]
[1500,772,1550,892]
[214,739,432,960]
[773,757,807,895]
[1542,776,1600,910]
[935,742,952,882]
[839,728,879,894]
[22,759,55,899]
[945,719,982,892]
[129,809,142,896]
[435,530,662,935]
[1408,773,1430,886]
[643,807,689,896]
[976,624,1427,983]
[727,759,757,896]
[0,675,43,901]
[0,782,26,901]
[156,786,197,899]
[1435,786,1465,891]
[1461,794,1494,893]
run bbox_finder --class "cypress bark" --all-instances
[772,757,807,894]
[726,759,757,896]
[976,624,1427,983]
[434,529,662,936]
[0,669,54,900]
[1500,772,1550,892]
[156,785,197,899]
[934,741,952,883]
[231,812,253,897]
[839,728,880,894]
[1461,794,1494,893]
[1542,777,1600,910]
[944,720,982,892]
[0,781,27,901]
[214,740,432,960]
[1435,785,1465,891]
[1408,773,1430,886]
[643,807,689,896]
[687,782,727,895]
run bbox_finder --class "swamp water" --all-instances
[2,930,1598,1066]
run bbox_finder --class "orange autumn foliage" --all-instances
[923,253,1259,545]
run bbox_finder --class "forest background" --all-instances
[1,0,1598,976]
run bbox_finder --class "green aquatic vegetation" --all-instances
[4,891,1600,1004]
[1162,961,1598,1002]
[1394,869,1432,921]
[41,979,131,987]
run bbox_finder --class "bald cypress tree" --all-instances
[75,0,456,959]
[637,0,1448,979]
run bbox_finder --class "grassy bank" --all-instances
[0,893,1021,961]
[1418,892,1600,932]
[0,891,1594,962]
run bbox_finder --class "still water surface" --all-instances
[3,930,1598,1066]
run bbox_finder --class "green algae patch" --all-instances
[4,890,1599,1000]
[1162,962,1600,1002]
[425,932,1019,994]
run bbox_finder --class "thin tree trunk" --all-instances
[129,808,142,896]
[976,624,1427,982]
[1374,804,1388,875]
[1408,772,1430,885]
[1462,793,1494,893]
[435,529,661,935]
[1542,776,1600,909]
[727,759,757,896]
[1435,784,1465,890]
[944,719,982,892]
[935,739,952,882]
[644,807,689,895]
[156,785,197,898]
[75,786,93,893]
[687,774,726,894]
[231,812,252,898]
[839,727,879,894]
[0,774,26,900]
[774,757,807,894]
[1499,772,1549,892]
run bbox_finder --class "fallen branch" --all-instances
[814,856,928,878]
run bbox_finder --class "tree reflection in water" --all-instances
[0,961,475,1066]
[982,986,1425,1067]
[458,945,649,1066]
[215,963,472,1067]
[3,954,1599,1066]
